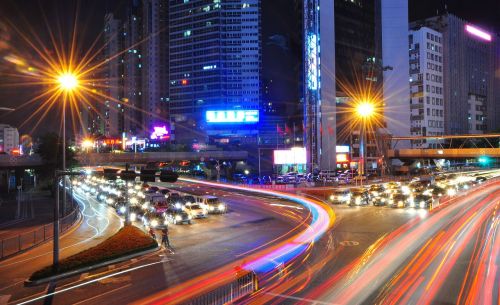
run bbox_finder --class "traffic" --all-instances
[72,175,228,230]
[326,172,492,209]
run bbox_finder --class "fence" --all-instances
[0,203,79,259]
[183,271,258,305]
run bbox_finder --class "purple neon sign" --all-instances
[465,25,492,42]
[150,126,170,140]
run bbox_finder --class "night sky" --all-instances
[0,0,498,137]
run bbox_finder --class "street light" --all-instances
[53,72,79,272]
[355,101,376,185]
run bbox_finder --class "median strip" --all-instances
[25,225,158,286]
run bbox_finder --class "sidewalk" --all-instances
[0,192,55,240]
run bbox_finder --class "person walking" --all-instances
[161,227,171,248]
[149,227,156,241]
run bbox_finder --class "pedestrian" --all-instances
[149,227,156,241]
[161,227,171,248]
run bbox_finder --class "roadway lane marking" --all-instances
[79,273,89,281]
[339,241,359,247]
[71,284,132,305]
[0,295,11,305]
[264,292,338,305]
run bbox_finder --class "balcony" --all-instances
[411,115,424,121]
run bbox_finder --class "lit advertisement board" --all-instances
[206,110,259,124]
[336,145,350,153]
[306,33,318,90]
[465,24,492,41]
[274,147,307,165]
[150,125,170,140]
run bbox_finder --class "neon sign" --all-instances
[306,33,318,90]
[150,126,170,140]
[206,110,259,124]
[465,25,492,42]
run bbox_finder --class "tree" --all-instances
[35,133,78,180]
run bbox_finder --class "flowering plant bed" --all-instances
[30,225,157,281]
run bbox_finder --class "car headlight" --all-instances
[119,206,126,213]
[381,198,386,202]
[355,197,361,205]
[402,186,410,194]
[188,215,192,220]
[130,213,137,222]
[329,195,335,201]
[175,203,182,209]
[420,201,426,208]
[209,206,215,211]
[218,204,225,210]
[142,203,149,209]
[151,219,158,227]
[447,188,456,196]
[397,201,404,207]
[106,198,114,204]
[130,197,138,204]
[175,215,182,221]
[372,191,379,197]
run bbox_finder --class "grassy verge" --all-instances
[30,225,157,281]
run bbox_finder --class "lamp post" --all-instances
[57,73,79,213]
[355,102,375,186]
[52,73,78,271]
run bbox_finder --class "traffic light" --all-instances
[103,168,119,180]
[140,169,157,182]
[120,170,136,181]
[160,170,179,183]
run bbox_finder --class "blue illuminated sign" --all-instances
[206,110,259,124]
[307,33,318,90]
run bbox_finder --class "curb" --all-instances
[24,245,161,287]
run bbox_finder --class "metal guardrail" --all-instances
[0,203,79,259]
[183,271,258,305]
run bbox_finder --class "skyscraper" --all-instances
[168,0,261,145]
[408,27,445,147]
[416,14,498,134]
[303,0,384,172]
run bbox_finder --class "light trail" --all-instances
[300,180,500,305]
[135,178,335,304]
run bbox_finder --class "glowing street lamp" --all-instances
[356,102,375,118]
[81,138,93,153]
[354,101,377,185]
[58,73,79,91]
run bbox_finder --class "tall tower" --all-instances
[303,0,336,172]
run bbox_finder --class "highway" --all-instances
[0,173,498,304]
[0,181,308,305]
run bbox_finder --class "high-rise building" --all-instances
[408,27,444,148]
[303,0,384,172]
[415,14,498,134]
[168,0,261,145]
[0,124,19,154]
[101,0,169,139]
[142,0,169,133]
[103,13,125,137]
[381,0,410,144]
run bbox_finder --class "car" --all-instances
[167,196,184,210]
[369,184,386,198]
[388,192,411,208]
[159,189,170,195]
[348,188,370,206]
[261,176,273,185]
[145,186,159,194]
[142,211,169,229]
[276,176,285,184]
[249,177,261,185]
[328,189,351,204]
[165,208,192,225]
[197,195,227,214]
[475,176,487,184]
[412,193,433,209]
[184,202,207,219]
[372,194,389,206]
[430,185,446,198]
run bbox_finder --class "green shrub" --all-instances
[30,225,157,281]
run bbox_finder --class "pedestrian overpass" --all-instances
[76,151,248,166]
[387,134,500,160]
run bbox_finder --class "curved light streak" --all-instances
[138,177,334,304]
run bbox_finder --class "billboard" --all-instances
[465,24,492,42]
[274,147,307,165]
[206,110,259,124]
[150,125,171,140]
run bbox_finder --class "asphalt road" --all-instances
[3,175,497,305]
[0,181,306,305]
[250,180,499,305]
